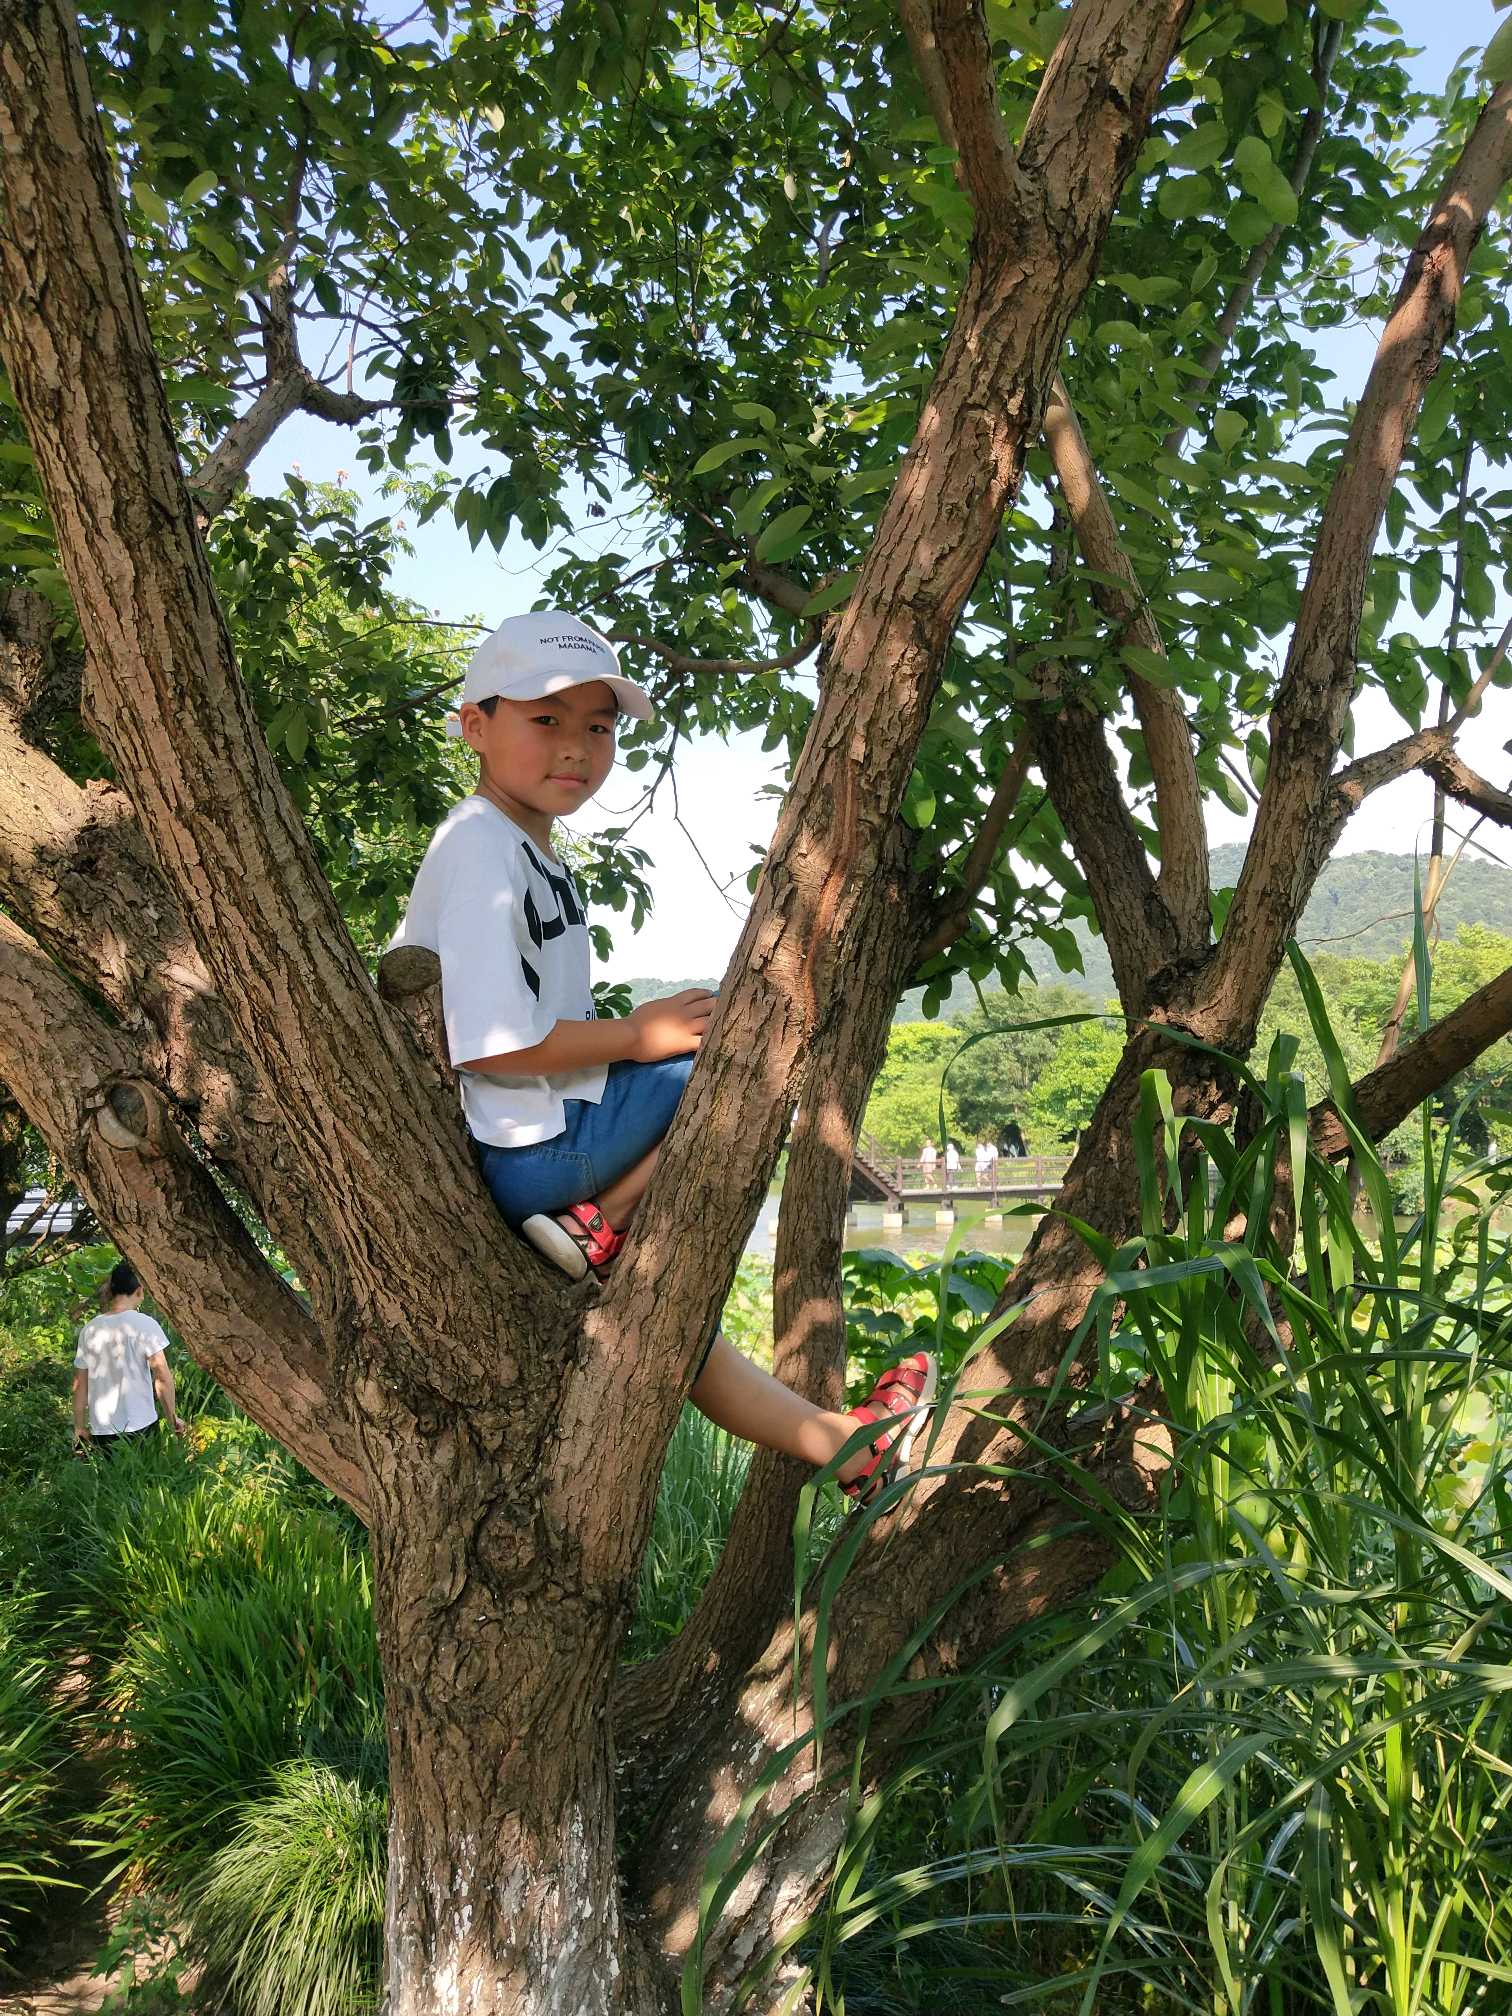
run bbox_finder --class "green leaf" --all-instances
[1489,17,1512,82]
[1242,0,1286,19]
[733,476,787,539]
[1232,134,1273,180]
[1166,120,1227,172]
[754,503,812,562]
[1213,408,1248,453]
[1157,175,1213,223]
[1233,136,1298,228]
[1121,642,1175,686]
[133,180,171,229]
[1226,200,1273,248]
[731,401,777,430]
[1255,173,1298,228]
[1213,768,1248,815]
[181,170,218,205]
[284,708,310,764]
[902,775,936,830]
[801,573,856,617]
[841,465,896,502]
[691,438,764,476]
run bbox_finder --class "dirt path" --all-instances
[0,1657,116,2016]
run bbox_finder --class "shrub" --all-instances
[93,1484,379,1888]
[193,1761,386,2016]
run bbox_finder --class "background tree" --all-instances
[3,2,1512,2012]
[860,1020,962,1154]
[940,982,1092,1142]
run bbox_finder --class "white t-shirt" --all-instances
[387,797,606,1148]
[74,1311,168,1435]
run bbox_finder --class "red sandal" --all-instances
[841,1351,938,1504]
[522,1202,626,1281]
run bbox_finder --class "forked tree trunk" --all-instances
[3,3,1512,2013]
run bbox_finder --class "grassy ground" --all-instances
[2,1064,1511,2015]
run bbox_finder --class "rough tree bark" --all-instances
[2,2,1511,2012]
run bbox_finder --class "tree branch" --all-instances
[1160,17,1346,458]
[1032,674,1177,1016]
[898,10,1206,953]
[904,0,1022,223]
[736,557,814,622]
[1419,748,1512,830]
[615,896,917,1790]
[1310,958,1512,1160]
[606,628,820,677]
[1277,610,1512,887]
[1040,374,1209,948]
[0,913,368,1514]
[1208,81,1512,1041]
[0,703,342,1286]
[567,0,1199,1588]
[0,0,530,1352]
[917,739,1032,961]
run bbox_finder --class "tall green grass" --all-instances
[709,958,1512,2015]
[628,1406,754,1661]
[0,1590,70,1960]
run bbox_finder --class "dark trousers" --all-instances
[91,1422,157,1458]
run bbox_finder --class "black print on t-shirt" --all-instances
[518,844,584,1001]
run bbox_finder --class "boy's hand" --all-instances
[627,988,716,1062]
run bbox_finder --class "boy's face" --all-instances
[460,679,618,830]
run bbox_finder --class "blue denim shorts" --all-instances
[473,1053,695,1228]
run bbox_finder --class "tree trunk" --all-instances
[375,1546,639,2016]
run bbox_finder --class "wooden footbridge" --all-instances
[849,1134,1072,1211]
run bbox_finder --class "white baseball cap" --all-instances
[444,610,653,737]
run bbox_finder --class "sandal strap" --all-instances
[561,1203,624,1269]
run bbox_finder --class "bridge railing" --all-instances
[879,1152,1073,1194]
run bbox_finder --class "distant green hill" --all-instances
[1210,843,1512,961]
[625,846,1512,1019]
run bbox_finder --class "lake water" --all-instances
[745,1191,1042,1263]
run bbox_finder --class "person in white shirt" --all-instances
[72,1261,184,1457]
[977,1136,999,1199]
[918,1138,938,1188]
[387,610,938,1505]
[943,1140,961,1191]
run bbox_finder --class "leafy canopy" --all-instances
[2,3,1508,998]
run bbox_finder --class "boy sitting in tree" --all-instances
[389,611,935,1502]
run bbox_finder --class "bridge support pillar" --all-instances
[935,1206,955,1227]
[882,1207,904,1230]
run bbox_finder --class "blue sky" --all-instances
[256,1,1512,981]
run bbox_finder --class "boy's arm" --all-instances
[460,989,715,1078]
[72,1367,90,1442]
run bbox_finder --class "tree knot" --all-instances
[93,1078,156,1152]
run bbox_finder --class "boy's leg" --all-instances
[689,1335,896,1486]
[594,1143,659,1230]
[689,1337,938,1501]
[520,1142,659,1280]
